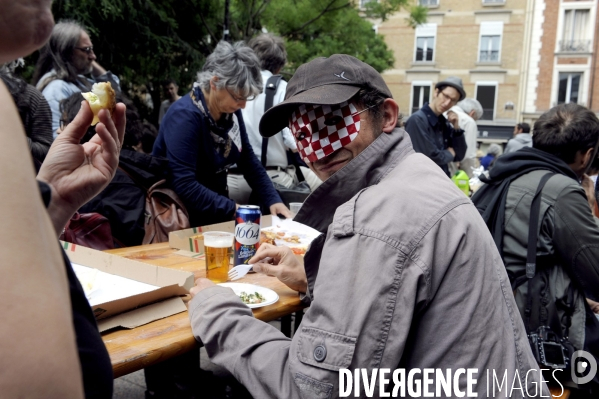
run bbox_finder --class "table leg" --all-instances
[294,310,304,332]
[281,314,292,337]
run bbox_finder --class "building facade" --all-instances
[521,0,599,124]
[377,0,529,143]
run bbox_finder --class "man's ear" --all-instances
[381,98,400,133]
[582,147,595,169]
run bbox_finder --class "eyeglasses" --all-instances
[439,90,459,105]
[225,87,255,103]
[75,46,94,54]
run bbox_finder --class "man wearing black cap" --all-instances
[187,56,545,398]
[405,76,467,176]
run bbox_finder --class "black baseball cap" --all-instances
[259,54,393,137]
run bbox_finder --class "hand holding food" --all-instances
[249,243,308,293]
[82,82,116,126]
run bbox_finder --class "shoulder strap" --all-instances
[523,172,554,332]
[525,172,555,278]
[261,75,283,167]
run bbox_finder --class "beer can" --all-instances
[234,205,261,265]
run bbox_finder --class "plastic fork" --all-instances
[228,257,271,281]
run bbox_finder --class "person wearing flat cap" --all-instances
[187,55,545,398]
[405,77,468,176]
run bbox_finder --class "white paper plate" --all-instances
[218,283,279,309]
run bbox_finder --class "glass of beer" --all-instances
[203,231,234,283]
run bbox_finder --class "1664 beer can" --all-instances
[234,205,261,265]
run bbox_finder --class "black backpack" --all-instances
[473,173,599,388]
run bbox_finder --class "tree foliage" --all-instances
[19,0,424,122]
[363,0,427,25]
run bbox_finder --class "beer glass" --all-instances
[203,231,234,283]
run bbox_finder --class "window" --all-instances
[558,73,582,104]
[414,24,436,62]
[560,9,590,52]
[482,0,505,4]
[419,0,439,6]
[411,83,431,114]
[478,22,503,62]
[476,84,497,120]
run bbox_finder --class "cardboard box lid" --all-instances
[97,297,187,332]
[63,242,194,329]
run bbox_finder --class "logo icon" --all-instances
[571,350,597,385]
[334,71,350,81]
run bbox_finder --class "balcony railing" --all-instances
[481,109,494,120]
[479,50,499,62]
[559,40,591,52]
[419,0,439,6]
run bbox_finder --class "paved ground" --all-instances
[113,319,287,399]
[113,347,227,399]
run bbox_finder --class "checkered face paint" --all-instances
[289,101,361,163]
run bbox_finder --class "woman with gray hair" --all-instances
[153,41,291,227]
[480,143,503,170]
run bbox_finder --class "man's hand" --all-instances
[587,298,599,314]
[91,61,107,77]
[249,243,307,293]
[448,147,456,158]
[581,174,597,213]
[270,202,293,219]
[447,110,460,130]
[37,101,126,235]
[190,278,216,298]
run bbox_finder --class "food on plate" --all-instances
[81,82,116,126]
[239,291,266,304]
[291,247,307,255]
[260,231,276,245]
[260,228,308,255]
[261,230,301,244]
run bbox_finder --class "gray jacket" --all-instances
[503,170,599,352]
[189,129,545,398]
[504,133,533,154]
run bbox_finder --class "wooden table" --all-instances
[102,243,305,378]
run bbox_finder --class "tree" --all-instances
[363,0,428,26]
[18,0,425,123]
[232,0,427,75]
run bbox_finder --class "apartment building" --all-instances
[521,0,599,124]
[375,0,529,143]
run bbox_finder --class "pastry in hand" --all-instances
[81,82,116,126]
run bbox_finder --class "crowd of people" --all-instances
[1,1,599,398]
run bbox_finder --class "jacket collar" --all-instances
[483,146,578,183]
[421,102,443,128]
[295,128,414,233]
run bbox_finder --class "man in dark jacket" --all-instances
[472,103,599,396]
[404,76,467,176]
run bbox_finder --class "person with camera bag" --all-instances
[472,103,599,397]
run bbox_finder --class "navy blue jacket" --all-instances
[404,103,467,176]
[153,91,281,227]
